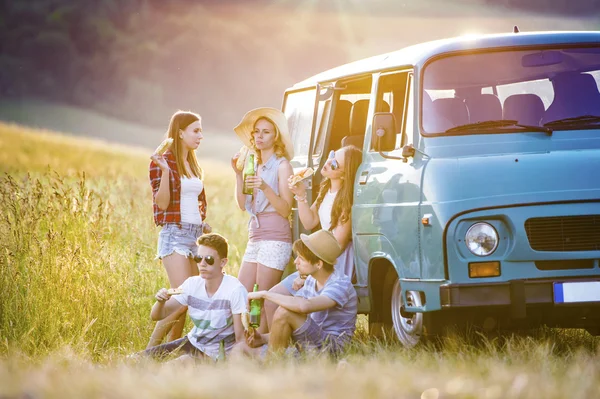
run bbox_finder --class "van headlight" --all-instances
[465,223,498,256]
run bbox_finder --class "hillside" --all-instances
[1,0,598,138]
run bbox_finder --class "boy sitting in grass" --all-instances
[141,233,247,361]
[233,229,358,357]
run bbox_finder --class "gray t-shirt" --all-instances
[296,271,358,344]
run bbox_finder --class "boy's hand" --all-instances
[247,290,266,305]
[245,328,266,348]
[292,276,306,291]
[155,288,170,303]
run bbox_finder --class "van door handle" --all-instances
[359,170,369,185]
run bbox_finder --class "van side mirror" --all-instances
[372,112,396,152]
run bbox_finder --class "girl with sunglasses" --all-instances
[148,110,212,348]
[263,145,362,331]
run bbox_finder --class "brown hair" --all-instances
[293,239,334,272]
[166,111,204,179]
[249,117,287,165]
[196,233,229,259]
[315,145,362,229]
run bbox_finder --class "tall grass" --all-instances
[0,122,248,358]
[1,122,599,398]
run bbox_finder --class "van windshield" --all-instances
[422,46,600,135]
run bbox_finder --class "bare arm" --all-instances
[250,290,337,314]
[333,217,352,250]
[150,288,185,321]
[289,180,320,230]
[232,314,245,343]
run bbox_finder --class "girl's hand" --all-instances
[288,178,307,197]
[150,153,169,172]
[245,176,266,191]
[231,153,242,175]
[202,222,212,234]
[155,288,170,303]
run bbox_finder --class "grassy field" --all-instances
[1,122,599,398]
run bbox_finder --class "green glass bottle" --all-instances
[249,283,261,328]
[217,339,226,362]
[242,153,256,195]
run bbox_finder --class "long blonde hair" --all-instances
[166,111,203,179]
[314,145,362,229]
[249,116,287,165]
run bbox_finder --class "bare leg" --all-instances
[166,257,199,342]
[146,252,194,348]
[264,283,291,332]
[269,307,307,353]
[238,261,258,292]
[256,263,284,334]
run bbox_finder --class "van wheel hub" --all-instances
[391,279,423,348]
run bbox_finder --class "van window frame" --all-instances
[369,68,415,153]
[282,86,318,169]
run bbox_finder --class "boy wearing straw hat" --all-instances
[234,229,358,356]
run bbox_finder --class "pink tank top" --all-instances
[248,212,291,242]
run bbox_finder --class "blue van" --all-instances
[283,31,600,347]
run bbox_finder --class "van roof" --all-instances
[292,31,600,88]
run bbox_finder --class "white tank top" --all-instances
[180,176,204,225]
[317,189,337,230]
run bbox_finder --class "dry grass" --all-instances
[1,122,599,398]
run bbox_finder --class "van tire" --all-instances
[391,277,425,348]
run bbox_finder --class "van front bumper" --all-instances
[440,278,600,309]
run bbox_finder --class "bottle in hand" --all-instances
[249,283,261,328]
[242,153,256,195]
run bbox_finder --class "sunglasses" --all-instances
[328,150,340,171]
[192,255,215,266]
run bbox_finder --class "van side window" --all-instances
[312,99,332,157]
[284,88,317,160]
[328,76,372,151]
[374,71,413,150]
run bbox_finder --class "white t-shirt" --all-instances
[173,275,247,358]
[317,189,337,230]
[180,176,204,225]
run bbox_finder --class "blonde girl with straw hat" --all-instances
[148,110,212,348]
[231,107,294,327]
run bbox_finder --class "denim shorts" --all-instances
[156,222,203,260]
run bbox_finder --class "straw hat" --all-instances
[234,107,294,160]
[300,229,343,265]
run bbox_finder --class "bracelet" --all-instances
[294,194,308,203]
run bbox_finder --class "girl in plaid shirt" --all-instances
[148,110,212,348]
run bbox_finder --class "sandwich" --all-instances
[289,167,314,186]
[167,287,184,296]
[235,145,250,171]
[155,138,174,156]
[241,312,251,331]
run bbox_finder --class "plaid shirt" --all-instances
[149,150,207,226]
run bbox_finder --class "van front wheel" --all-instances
[391,278,424,348]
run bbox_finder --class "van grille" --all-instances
[525,215,600,251]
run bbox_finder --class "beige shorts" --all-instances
[242,240,292,271]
